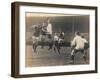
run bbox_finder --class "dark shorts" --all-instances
[54,41,59,46]
[84,43,89,50]
[74,49,84,54]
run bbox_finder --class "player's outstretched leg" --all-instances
[54,46,56,53]
[70,49,75,64]
[83,50,87,63]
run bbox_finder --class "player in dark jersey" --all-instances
[81,35,89,63]
[32,24,40,53]
[40,22,47,49]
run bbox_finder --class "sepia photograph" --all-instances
[25,13,90,67]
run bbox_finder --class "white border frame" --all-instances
[19,6,95,74]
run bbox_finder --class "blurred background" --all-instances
[26,13,89,44]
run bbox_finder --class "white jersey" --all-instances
[71,35,87,50]
[54,35,59,41]
[47,23,52,34]
[82,38,88,43]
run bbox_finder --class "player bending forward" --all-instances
[70,32,88,63]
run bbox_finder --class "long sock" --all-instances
[71,55,74,60]
[83,56,86,62]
